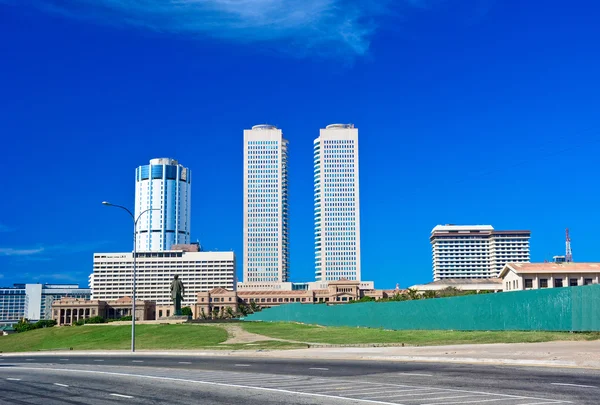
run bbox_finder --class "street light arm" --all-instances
[103,202,135,222]
[135,207,160,226]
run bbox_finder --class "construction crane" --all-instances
[565,228,573,263]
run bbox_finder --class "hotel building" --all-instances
[431,225,530,280]
[89,244,236,316]
[135,158,191,251]
[242,125,289,287]
[314,124,361,282]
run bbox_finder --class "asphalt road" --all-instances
[0,355,598,404]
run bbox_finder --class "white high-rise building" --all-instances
[90,247,236,313]
[314,124,361,282]
[430,225,531,280]
[243,125,289,285]
[135,158,191,251]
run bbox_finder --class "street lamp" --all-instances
[102,201,159,352]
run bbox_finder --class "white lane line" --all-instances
[417,394,489,402]
[309,367,329,371]
[339,379,571,403]
[131,360,144,363]
[25,359,34,361]
[423,398,518,405]
[6,378,21,381]
[59,359,69,361]
[234,364,251,367]
[8,367,418,405]
[93,359,104,362]
[178,362,192,364]
[397,372,433,377]
[110,393,134,399]
[5,367,573,405]
[53,383,70,387]
[551,382,597,388]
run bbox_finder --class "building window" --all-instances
[569,279,578,287]
[159,310,163,317]
[540,279,548,288]
[584,278,593,285]
[524,279,533,289]
[554,278,563,288]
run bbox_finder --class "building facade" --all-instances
[0,284,26,325]
[51,297,156,326]
[431,225,530,280]
[314,124,361,282]
[243,125,290,286]
[90,246,236,309]
[500,262,600,291]
[0,283,90,325]
[135,158,192,251]
[196,280,398,317]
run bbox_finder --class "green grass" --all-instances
[240,322,600,346]
[0,324,228,352]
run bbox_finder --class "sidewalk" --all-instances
[2,341,599,369]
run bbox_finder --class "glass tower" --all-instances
[314,124,361,282]
[135,158,191,252]
[243,125,289,284]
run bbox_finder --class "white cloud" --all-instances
[20,0,397,56]
[0,247,44,256]
[0,223,14,232]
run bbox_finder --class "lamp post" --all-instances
[102,201,159,352]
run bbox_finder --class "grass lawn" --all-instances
[240,322,600,346]
[0,324,228,352]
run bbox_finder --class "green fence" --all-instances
[243,285,600,331]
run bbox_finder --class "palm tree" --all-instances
[249,301,260,313]
[422,290,438,299]
[406,288,421,300]
[225,307,235,319]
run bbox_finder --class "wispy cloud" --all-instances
[14,0,401,56]
[0,241,110,258]
[0,223,14,233]
[0,247,45,256]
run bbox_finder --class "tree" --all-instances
[406,288,421,300]
[225,307,235,319]
[249,301,261,313]
[200,308,208,320]
[181,307,193,317]
[422,291,438,299]
[237,303,249,317]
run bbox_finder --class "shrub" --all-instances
[84,316,106,324]
[181,307,193,317]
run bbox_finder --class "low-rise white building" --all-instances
[500,262,600,291]
[409,278,502,293]
[90,247,236,310]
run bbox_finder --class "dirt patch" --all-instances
[204,324,305,345]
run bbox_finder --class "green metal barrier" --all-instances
[243,285,600,331]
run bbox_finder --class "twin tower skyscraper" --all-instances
[243,124,361,286]
[132,124,361,286]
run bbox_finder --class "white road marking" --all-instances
[59,359,69,361]
[4,368,425,405]
[423,398,518,405]
[310,367,329,371]
[110,393,134,399]
[25,359,34,361]
[3,367,571,405]
[551,382,597,388]
[234,364,251,367]
[178,362,192,364]
[93,359,104,362]
[131,360,144,363]
[397,372,433,377]
[6,378,21,381]
[53,383,69,387]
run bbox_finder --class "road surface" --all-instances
[0,354,598,404]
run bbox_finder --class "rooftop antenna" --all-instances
[565,228,573,262]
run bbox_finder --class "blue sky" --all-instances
[0,0,599,289]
